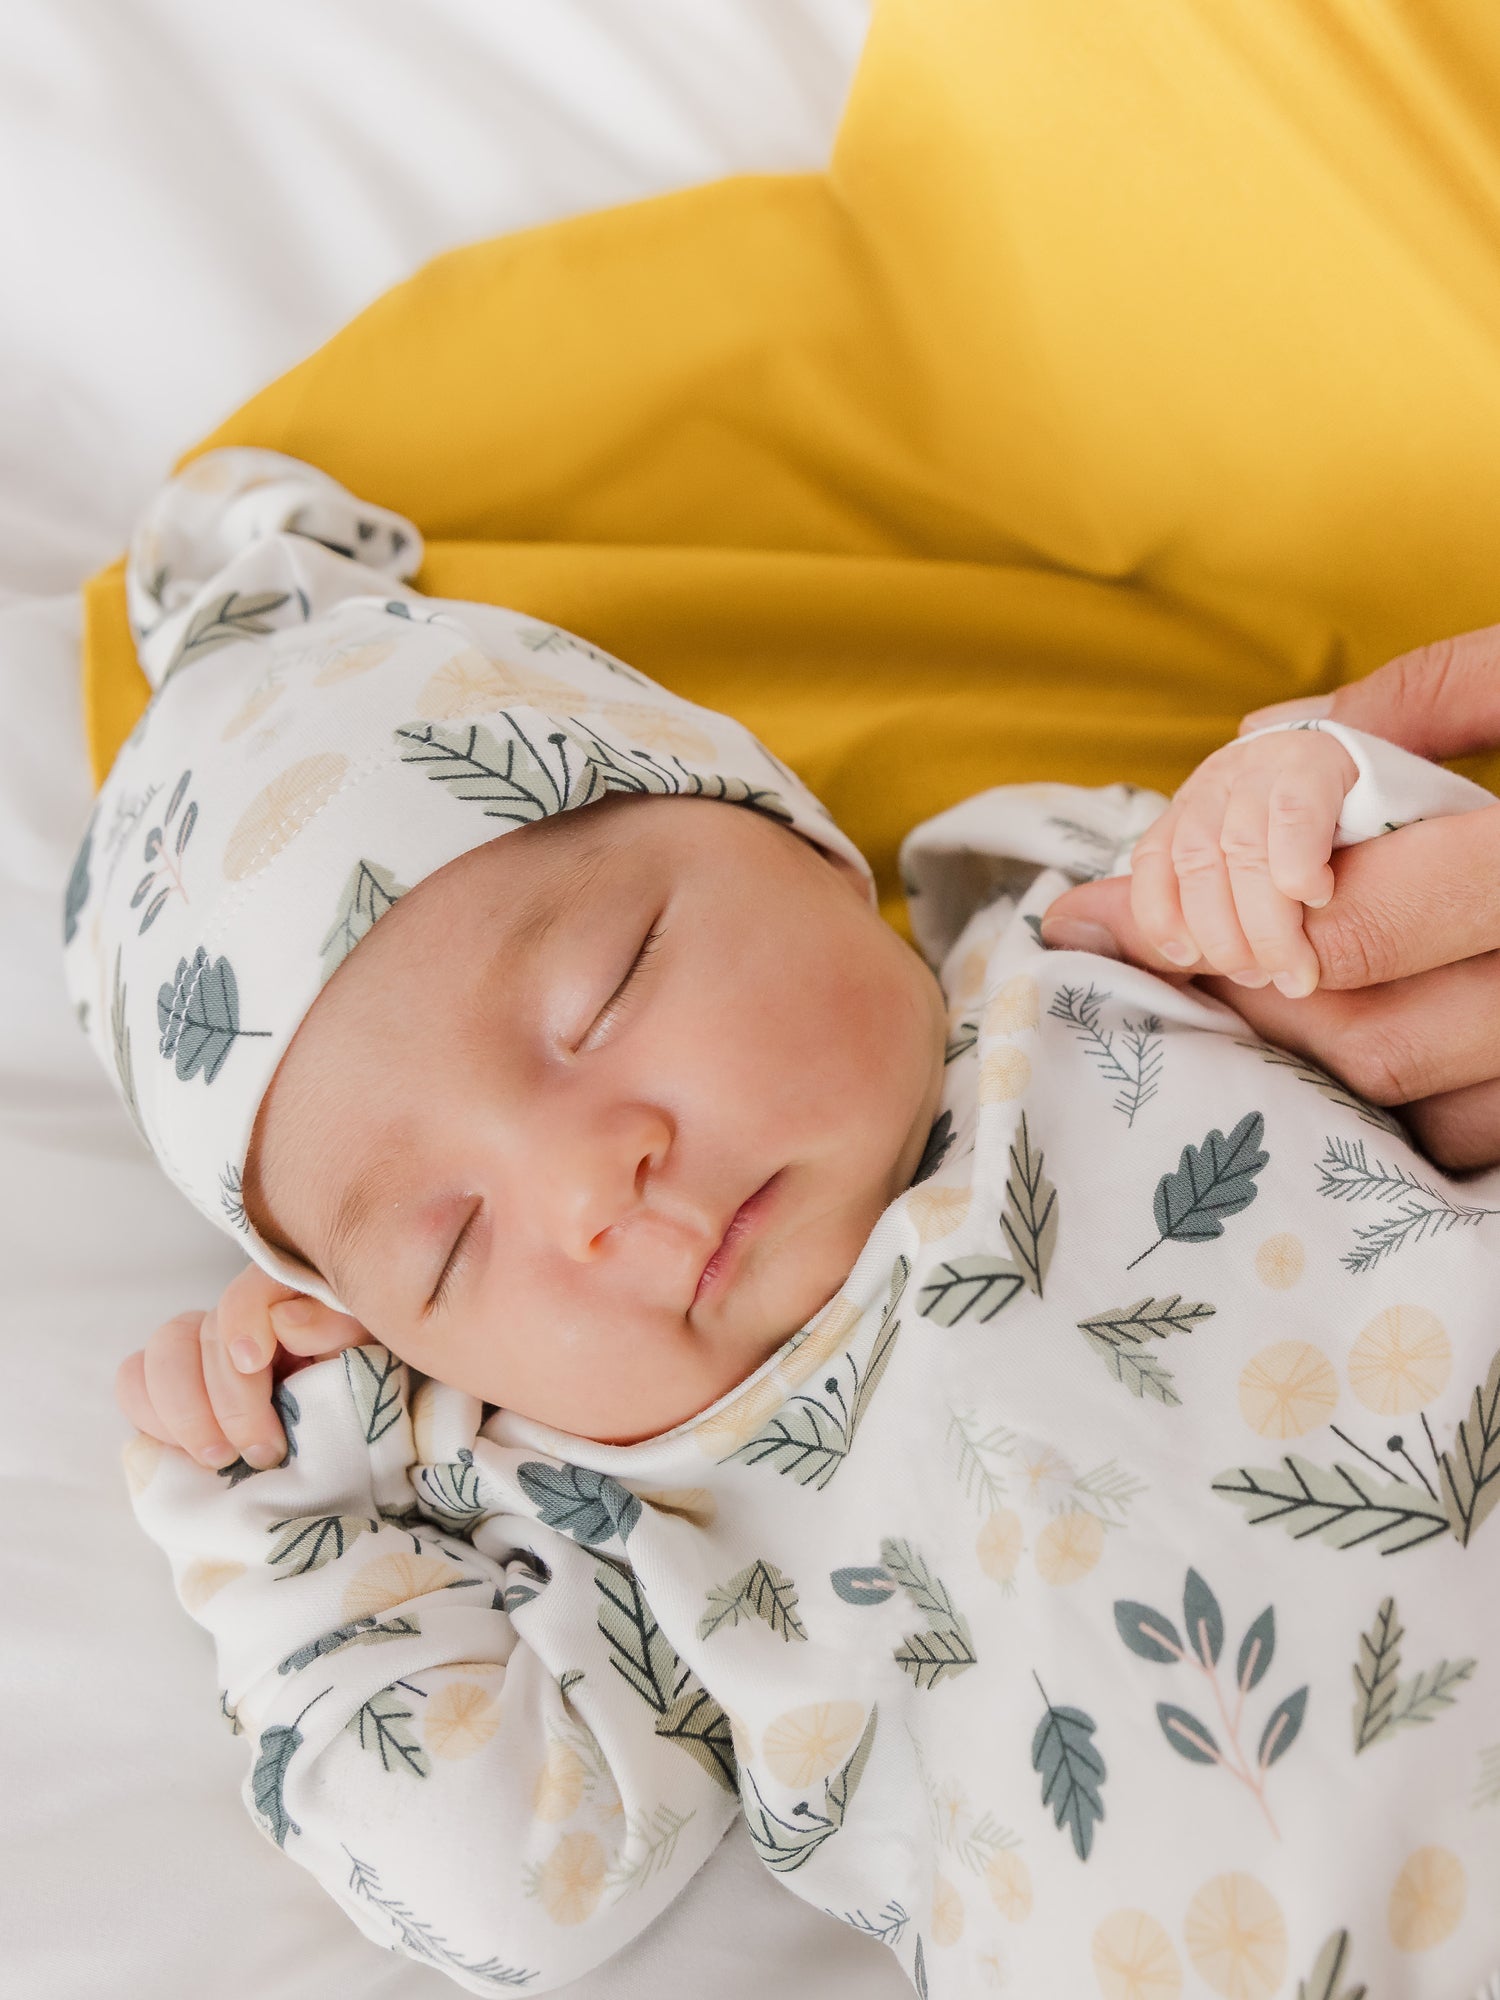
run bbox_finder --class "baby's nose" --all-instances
[545,1104,673,1263]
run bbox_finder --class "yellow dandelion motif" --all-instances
[985,1849,1033,1921]
[223,753,350,880]
[341,1550,462,1622]
[980,1046,1031,1103]
[220,679,285,741]
[909,1185,972,1242]
[633,1487,717,1527]
[425,1681,500,1761]
[592,701,717,762]
[931,1874,965,1946]
[312,639,394,686]
[417,647,553,718]
[1253,1234,1304,1289]
[762,1701,867,1788]
[537,1831,606,1926]
[1017,1441,1076,1507]
[121,1433,164,1496]
[1034,1508,1105,1585]
[777,1298,863,1392]
[532,1741,588,1819]
[1388,1846,1466,1951]
[1348,1304,1452,1415]
[693,1372,788,1456]
[983,974,1041,1036]
[1183,1874,1287,2000]
[1092,1909,1183,1999]
[1237,1341,1338,1439]
[954,948,989,1006]
[976,1509,1025,1584]
[178,1559,245,1612]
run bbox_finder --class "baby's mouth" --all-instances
[693,1172,782,1305]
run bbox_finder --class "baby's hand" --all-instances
[1128,726,1359,997]
[114,1260,373,1471]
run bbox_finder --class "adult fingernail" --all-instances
[1239,694,1335,731]
[270,1300,314,1334]
[230,1338,261,1373]
[1038,918,1121,959]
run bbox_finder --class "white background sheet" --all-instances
[0,6,915,1995]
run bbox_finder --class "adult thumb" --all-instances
[1239,625,1500,762]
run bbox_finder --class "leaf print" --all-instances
[882,1538,965,1629]
[1130,1112,1268,1267]
[343,1345,405,1447]
[346,1685,431,1779]
[219,1163,247,1231]
[414,1449,484,1531]
[1183,1569,1224,1667]
[727,1308,899,1488]
[1000,1114,1057,1294]
[1257,1687,1307,1768]
[1386,1657,1478,1730]
[911,1110,955,1185]
[1237,1607,1276,1693]
[518,1461,641,1548]
[894,1623,978,1689]
[278,1614,421,1675]
[828,1901,910,1947]
[266,1512,374,1577]
[1114,1601,1185,1664]
[655,1681,738,1793]
[223,753,350,880]
[944,1021,978,1065]
[831,1565,898,1606]
[62,811,94,945]
[1213,1454,1451,1553]
[344,1847,539,1984]
[110,948,146,1140]
[1316,1135,1500,1272]
[161,588,294,683]
[319,857,409,986]
[251,1724,302,1846]
[592,1556,681,1713]
[1048,985,1163,1125]
[1079,1295,1217,1345]
[165,768,191,824]
[918,1256,1026,1327]
[156,947,272,1083]
[1029,1678,1106,1860]
[1157,1702,1221,1764]
[913,1932,929,1999]
[396,716,595,824]
[698,1559,808,1643]
[1248,1040,1401,1136]
[1472,1744,1500,1808]
[1083,1337,1181,1404]
[1436,1348,1500,1545]
[1297,1929,1366,2000]
[740,1706,878,1874]
[1352,1596,1404,1751]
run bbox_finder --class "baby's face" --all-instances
[243,794,947,1444]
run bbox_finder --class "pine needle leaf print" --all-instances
[881,1539,962,1628]
[1316,1136,1499,1272]
[1048,985,1164,1125]
[1000,1114,1058,1295]
[918,1257,1026,1327]
[592,1557,680,1714]
[161,588,294,683]
[698,1559,809,1644]
[1352,1596,1404,1751]
[251,1724,302,1846]
[344,1848,539,1987]
[343,1345,406,1447]
[1387,1656,1478,1730]
[1130,1112,1267,1267]
[1297,1928,1367,2000]
[1213,1455,1451,1554]
[740,1708,879,1874]
[517,1461,642,1548]
[1030,1680,1107,1860]
[655,1678,738,1793]
[1436,1348,1500,1546]
[265,1511,374,1577]
[346,1684,431,1779]
[1247,1040,1401,1136]
[156,947,272,1083]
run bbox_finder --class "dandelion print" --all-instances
[930,1874,965,1946]
[1034,1510,1105,1585]
[341,1551,465,1621]
[762,1702,867,1787]
[1348,1305,1453,1414]
[1183,1874,1286,2000]
[1237,1343,1338,1439]
[976,1509,1024,1585]
[533,1742,588,1821]
[1388,1846,1466,1951]
[424,1682,501,1760]
[536,1831,606,1926]
[1253,1234,1304,1289]
[1092,1909,1183,1999]
[984,1849,1032,1921]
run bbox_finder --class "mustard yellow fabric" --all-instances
[84,0,1500,934]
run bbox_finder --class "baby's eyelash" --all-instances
[429,1208,479,1316]
[588,922,663,1042]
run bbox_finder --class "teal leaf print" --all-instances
[1257,1686,1308,1768]
[161,589,293,683]
[1183,1569,1224,1668]
[1213,1454,1451,1554]
[911,1111,954,1184]
[266,1512,374,1576]
[1114,1602,1185,1665]
[343,1345,405,1446]
[740,1706,878,1874]
[726,1305,900,1488]
[917,1257,1025,1327]
[1237,1607,1276,1693]
[156,947,272,1083]
[1316,1135,1498,1273]
[1030,1677,1106,1860]
[1436,1348,1500,1546]
[1297,1929,1366,2000]
[344,1846,539,1985]
[251,1724,302,1846]
[517,1461,641,1548]
[346,1684,430,1779]
[219,1690,242,1736]
[1129,1111,1268,1268]
[1156,1703,1221,1765]
[698,1559,808,1644]
[913,1932,929,1999]
[132,766,197,933]
[278,1614,421,1675]
[831,1565,898,1607]
[1000,1114,1057,1296]
[319,857,409,987]
[944,1021,978,1065]
[63,811,94,945]
[1353,1595,1476,1752]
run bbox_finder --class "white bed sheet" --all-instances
[0,6,914,1995]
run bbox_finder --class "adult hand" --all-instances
[1039,627,1500,1171]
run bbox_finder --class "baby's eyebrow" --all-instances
[321,1149,405,1301]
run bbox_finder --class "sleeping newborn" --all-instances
[74,452,1500,1998]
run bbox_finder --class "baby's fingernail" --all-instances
[270,1300,314,1334]
[200,1442,237,1468]
[230,1338,261,1373]
[1273,968,1318,998]
[1305,893,1332,910]
[1239,694,1335,731]
[1038,917,1121,959]
[1230,969,1272,988]
[245,1442,284,1470]
[1158,940,1200,967]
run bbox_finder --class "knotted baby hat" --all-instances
[61,448,875,1310]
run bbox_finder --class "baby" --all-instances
[75,452,1500,1997]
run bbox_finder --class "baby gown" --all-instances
[125,728,1500,1999]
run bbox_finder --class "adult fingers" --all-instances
[1041,874,1203,976]
[1402,1076,1500,1174]
[1296,810,1500,987]
[1241,625,1500,760]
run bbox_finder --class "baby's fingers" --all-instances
[199,1306,288,1471]
[139,1311,240,1468]
[1265,755,1346,909]
[1219,771,1322,997]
